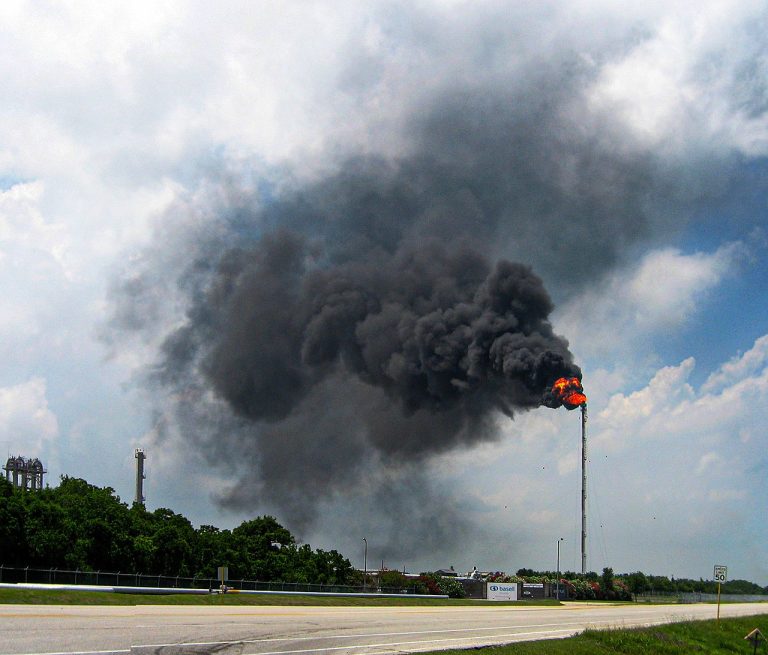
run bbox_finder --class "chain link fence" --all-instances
[0,565,417,595]
[633,590,767,603]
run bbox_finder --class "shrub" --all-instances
[378,570,407,590]
[419,572,466,598]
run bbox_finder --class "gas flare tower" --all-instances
[580,403,587,575]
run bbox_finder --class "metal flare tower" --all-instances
[580,403,587,575]
[135,448,146,505]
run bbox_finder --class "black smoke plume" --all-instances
[150,227,579,545]
[110,41,703,556]
[163,232,578,438]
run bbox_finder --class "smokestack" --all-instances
[135,448,146,506]
[545,378,588,573]
[581,403,587,575]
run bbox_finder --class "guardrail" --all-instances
[0,565,417,595]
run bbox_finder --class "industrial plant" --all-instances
[3,455,46,490]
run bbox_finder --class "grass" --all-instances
[0,587,562,607]
[437,614,768,654]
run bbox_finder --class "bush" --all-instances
[613,579,632,601]
[419,572,466,598]
[378,570,407,590]
[437,575,467,599]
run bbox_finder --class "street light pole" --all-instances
[556,537,564,600]
[362,537,367,592]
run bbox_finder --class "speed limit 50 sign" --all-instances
[713,565,727,582]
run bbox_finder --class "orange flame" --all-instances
[551,376,587,410]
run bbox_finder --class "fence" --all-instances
[0,565,417,595]
[634,591,767,604]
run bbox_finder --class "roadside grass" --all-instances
[437,614,768,654]
[0,588,562,607]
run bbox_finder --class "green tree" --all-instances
[148,508,196,576]
[52,477,133,570]
[624,571,650,594]
[0,478,26,566]
[231,516,295,580]
[23,494,70,567]
[601,567,615,599]
[379,570,407,590]
[194,525,238,579]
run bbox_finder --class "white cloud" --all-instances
[555,242,746,365]
[596,334,768,453]
[0,378,59,455]
[598,358,697,443]
[702,334,768,394]
[0,181,68,275]
[626,245,742,326]
[587,336,768,547]
[588,0,768,157]
[696,451,721,474]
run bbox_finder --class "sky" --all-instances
[1,0,767,585]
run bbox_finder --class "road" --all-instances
[1,602,766,655]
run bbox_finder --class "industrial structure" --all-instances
[581,403,587,574]
[3,455,46,490]
[134,448,146,505]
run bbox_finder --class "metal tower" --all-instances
[581,404,587,575]
[135,448,146,505]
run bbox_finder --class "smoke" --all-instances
[148,221,580,532]
[106,4,759,557]
[114,82,666,541]
[183,232,578,423]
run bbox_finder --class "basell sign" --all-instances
[487,582,519,601]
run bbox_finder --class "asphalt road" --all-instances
[1,602,766,655]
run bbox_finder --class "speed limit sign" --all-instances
[713,565,727,582]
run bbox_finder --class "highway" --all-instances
[1,601,766,655]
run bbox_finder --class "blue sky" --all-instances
[1,1,767,585]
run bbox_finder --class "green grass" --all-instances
[437,614,768,654]
[0,588,561,607]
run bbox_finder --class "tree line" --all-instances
[0,476,354,584]
[513,567,767,597]
[2,476,765,597]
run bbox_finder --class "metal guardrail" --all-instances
[0,565,418,595]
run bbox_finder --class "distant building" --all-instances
[3,456,46,490]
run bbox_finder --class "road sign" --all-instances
[745,628,764,655]
[713,565,727,582]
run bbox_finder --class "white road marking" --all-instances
[213,629,582,654]
[4,650,129,655]
[136,621,591,648]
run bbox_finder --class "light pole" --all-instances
[556,538,564,600]
[362,537,367,592]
